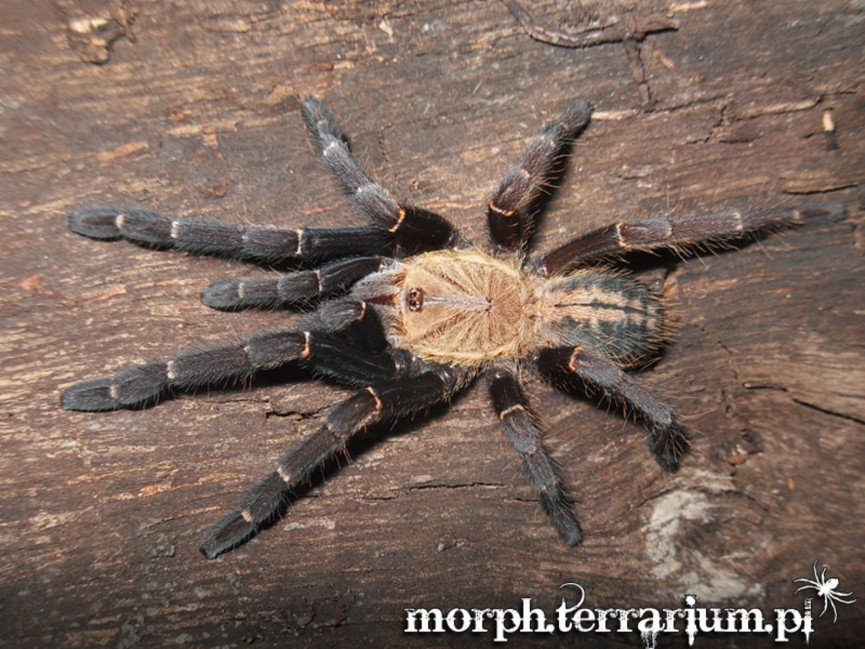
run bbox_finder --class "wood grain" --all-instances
[2,0,863,646]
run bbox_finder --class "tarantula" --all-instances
[62,96,836,558]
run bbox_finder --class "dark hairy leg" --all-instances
[301,96,459,253]
[535,202,845,276]
[202,255,391,310]
[69,207,392,262]
[488,368,582,546]
[536,346,688,471]
[199,366,462,558]
[487,99,592,252]
[61,299,371,411]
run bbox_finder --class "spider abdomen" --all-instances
[537,270,665,364]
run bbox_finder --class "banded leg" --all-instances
[69,207,391,263]
[488,99,593,252]
[199,366,461,558]
[536,347,688,471]
[535,201,845,276]
[488,369,582,546]
[202,255,390,310]
[61,300,369,411]
[301,96,459,253]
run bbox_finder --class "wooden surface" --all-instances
[2,1,863,646]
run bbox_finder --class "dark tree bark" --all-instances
[2,1,863,646]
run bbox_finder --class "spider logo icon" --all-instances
[794,560,857,623]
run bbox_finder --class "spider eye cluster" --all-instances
[407,288,424,312]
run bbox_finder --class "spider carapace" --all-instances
[62,95,839,558]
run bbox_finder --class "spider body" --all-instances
[355,249,664,368]
[62,95,840,558]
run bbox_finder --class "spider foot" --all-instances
[69,207,128,240]
[61,377,122,411]
[199,510,258,559]
[541,492,583,546]
[61,363,167,411]
[648,421,690,473]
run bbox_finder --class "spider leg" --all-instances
[302,310,412,386]
[794,579,821,593]
[301,96,459,253]
[830,592,856,601]
[69,207,392,263]
[535,201,845,276]
[488,369,582,546]
[202,255,390,310]
[199,365,463,558]
[487,99,592,252]
[61,299,370,411]
[536,346,688,471]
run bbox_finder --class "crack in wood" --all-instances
[792,398,865,426]
[501,0,679,49]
